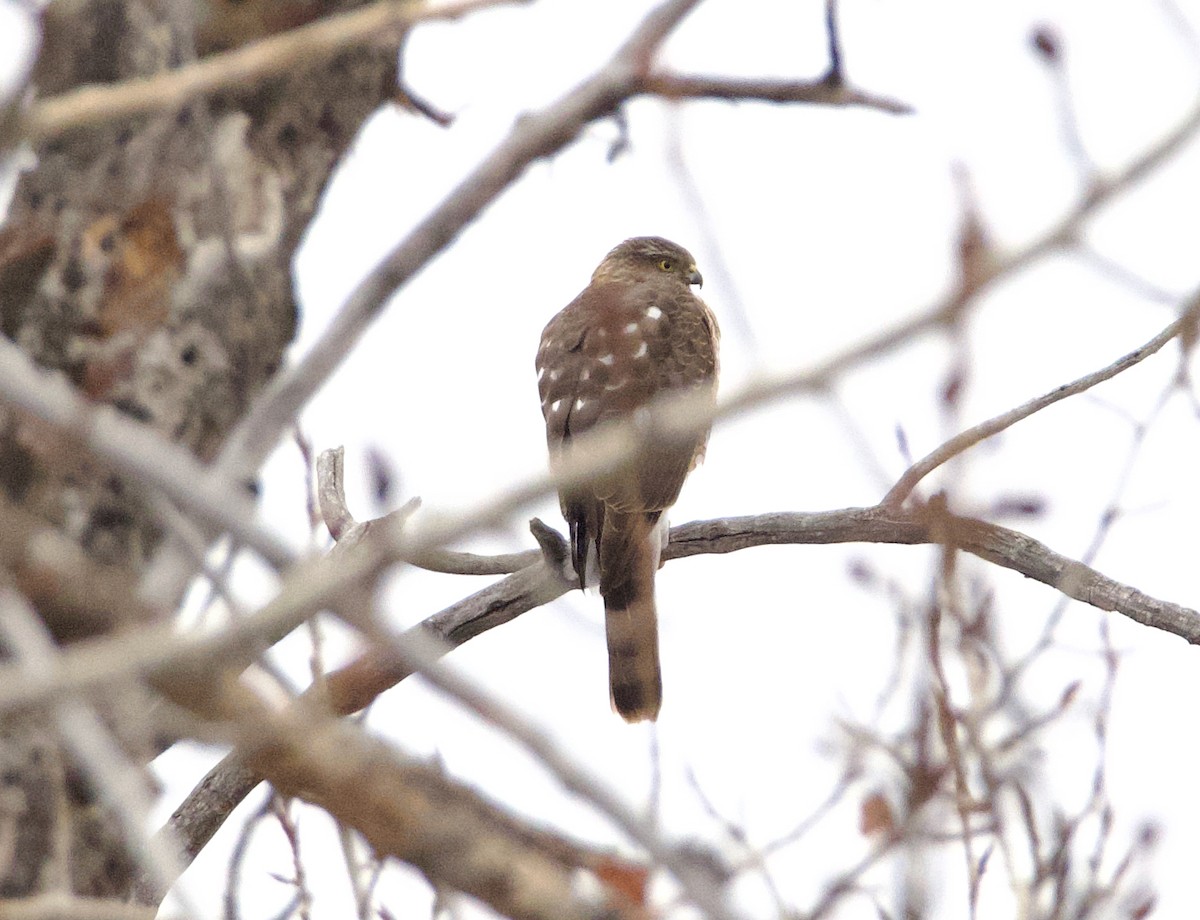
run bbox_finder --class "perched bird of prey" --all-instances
[536,237,720,722]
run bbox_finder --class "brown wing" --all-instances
[536,280,628,585]
[536,280,660,446]
[536,278,718,501]
[630,285,718,513]
[536,277,717,587]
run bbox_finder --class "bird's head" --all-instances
[592,236,703,288]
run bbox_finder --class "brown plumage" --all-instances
[536,237,719,722]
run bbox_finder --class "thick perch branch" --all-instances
[134,498,1200,901]
[4,442,1198,720]
[0,274,1194,725]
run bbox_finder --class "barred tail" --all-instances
[600,510,663,722]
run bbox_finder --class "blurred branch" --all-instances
[135,0,717,611]
[344,619,740,920]
[0,497,155,644]
[1030,23,1095,177]
[179,680,629,920]
[0,895,155,920]
[5,396,1198,720]
[824,0,845,83]
[313,446,736,920]
[213,0,703,475]
[1008,383,1176,685]
[1159,0,1200,58]
[142,494,1200,897]
[134,490,729,916]
[0,334,290,568]
[21,0,521,143]
[1073,243,1182,304]
[0,590,183,900]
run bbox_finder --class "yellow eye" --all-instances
[657,258,674,271]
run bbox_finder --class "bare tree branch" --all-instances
[318,445,536,573]
[714,89,1200,423]
[315,449,737,920]
[0,894,157,920]
[188,681,631,920]
[0,334,290,568]
[642,74,911,113]
[5,4,1196,913]
[21,0,524,143]
[342,621,741,920]
[5,495,1198,726]
[883,291,1200,506]
[139,491,1200,901]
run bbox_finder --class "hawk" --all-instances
[536,237,720,722]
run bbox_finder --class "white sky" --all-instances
[6,1,1200,918]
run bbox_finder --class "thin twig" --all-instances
[643,74,910,113]
[1005,381,1176,689]
[717,87,1200,425]
[883,292,1200,506]
[824,0,845,83]
[318,446,535,572]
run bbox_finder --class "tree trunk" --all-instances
[0,0,399,897]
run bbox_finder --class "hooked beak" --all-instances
[687,266,703,288]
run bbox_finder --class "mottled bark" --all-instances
[0,0,398,898]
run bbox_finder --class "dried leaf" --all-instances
[860,791,895,836]
[593,855,651,908]
[1030,25,1062,63]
